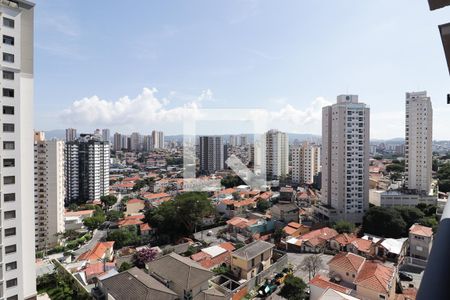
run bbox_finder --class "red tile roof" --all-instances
[328,252,366,273]
[350,238,373,253]
[140,223,151,231]
[309,274,352,294]
[127,198,144,204]
[301,227,338,241]
[287,222,302,229]
[354,261,395,293]
[64,210,94,217]
[78,242,114,261]
[332,233,358,246]
[409,224,433,237]
[219,242,236,252]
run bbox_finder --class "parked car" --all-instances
[399,271,413,281]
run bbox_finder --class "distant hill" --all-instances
[44,129,66,140]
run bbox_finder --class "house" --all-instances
[225,217,275,242]
[230,240,274,280]
[142,192,172,206]
[125,198,145,215]
[83,261,116,283]
[191,242,235,269]
[327,252,397,300]
[117,214,145,228]
[78,241,115,263]
[146,252,214,300]
[330,233,358,251]
[283,222,310,237]
[300,227,338,252]
[95,267,178,300]
[346,238,375,257]
[407,223,433,268]
[309,275,353,300]
[271,203,300,223]
[64,210,94,230]
[354,261,396,300]
[217,198,257,218]
[279,186,295,203]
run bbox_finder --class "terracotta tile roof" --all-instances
[301,227,338,241]
[351,238,373,253]
[191,251,209,262]
[226,217,248,226]
[127,198,144,204]
[143,192,171,200]
[118,217,144,227]
[78,241,114,261]
[123,176,140,182]
[140,223,151,231]
[219,188,237,195]
[284,226,297,236]
[354,261,395,293]
[219,242,235,252]
[287,222,302,229]
[309,274,352,294]
[114,182,134,188]
[409,224,433,237]
[328,252,366,273]
[85,261,116,277]
[333,233,357,246]
[233,198,256,208]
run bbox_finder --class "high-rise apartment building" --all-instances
[152,130,164,149]
[34,132,65,251]
[265,130,289,180]
[405,91,433,194]
[113,132,122,151]
[130,132,142,151]
[291,142,321,185]
[321,95,370,223]
[199,136,224,174]
[65,128,77,142]
[102,128,110,143]
[65,134,110,203]
[0,1,37,298]
[143,135,153,152]
[121,135,129,150]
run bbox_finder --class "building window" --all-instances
[4,193,15,202]
[3,17,14,28]
[4,210,16,220]
[3,123,14,132]
[5,244,16,254]
[3,141,15,150]
[3,88,14,97]
[3,105,14,114]
[3,52,14,63]
[6,278,17,288]
[4,176,15,185]
[3,70,14,80]
[6,296,18,300]
[3,35,14,46]
[6,261,17,271]
[3,158,15,167]
[5,227,16,237]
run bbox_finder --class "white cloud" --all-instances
[60,88,331,135]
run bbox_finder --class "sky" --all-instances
[35,0,450,139]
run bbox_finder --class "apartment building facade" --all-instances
[65,134,110,204]
[321,95,370,224]
[265,129,289,180]
[291,142,321,185]
[405,91,433,195]
[0,0,37,298]
[34,132,65,251]
[199,136,224,174]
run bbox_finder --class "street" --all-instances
[73,229,107,256]
[193,225,227,244]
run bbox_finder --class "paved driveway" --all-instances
[287,252,334,283]
[193,225,227,245]
[73,229,107,256]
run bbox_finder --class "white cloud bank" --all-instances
[60,88,331,135]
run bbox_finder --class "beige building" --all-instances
[321,95,370,224]
[34,132,65,250]
[408,223,433,268]
[405,91,433,195]
[291,142,321,185]
[265,129,289,180]
[231,240,274,280]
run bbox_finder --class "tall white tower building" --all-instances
[405,91,433,194]
[65,128,77,142]
[0,1,37,298]
[265,130,289,180]
[152,130,164,149]
[321,95,370,224]
[113,132,122,151]
[130,132,142,151]
[292,142,321,185]
[34,132,65,251]
[102,128,110,143]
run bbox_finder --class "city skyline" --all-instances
[35,1,450,139]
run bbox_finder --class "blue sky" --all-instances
[35,0,450,139]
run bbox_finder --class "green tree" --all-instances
[278,274,307,300]
[418,216,439,232]
[106,210,124,222]
[145,192,213,241]
[106,227,140,249]
[394,206,425,233]
[68,203,78,211]
[386,164,405,173]
[132,180,146,192]
[83,213,106,231]
[101,195,118,208]
[256,200,270,213]
[220,175,245,189]
[333,220,355,234]
[272,227,286,244]
[118,261,133,272]
[362,207,407,238]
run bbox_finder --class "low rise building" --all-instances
[407,223,433,268]
[271,203,300,223]
[369,189,436,207]
[230,240,274,280]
